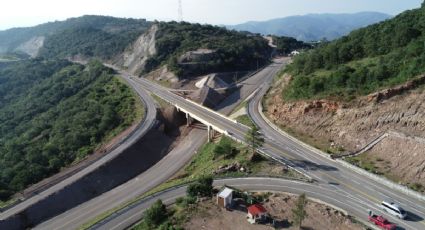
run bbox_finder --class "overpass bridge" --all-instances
[129,77,249,143]
[129,72,425,230]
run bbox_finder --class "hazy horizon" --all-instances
[0,0,422,30]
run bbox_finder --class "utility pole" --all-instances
[178,0,183,22]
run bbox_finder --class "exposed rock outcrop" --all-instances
[178,49,217,63]
[15,36,45,57]
[113,24,158,75]
[266,74,425,187]
[195,73,229,89]
[368,75,425,102]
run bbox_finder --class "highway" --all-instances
[32,62,283,229]
[128,59,425,230]
[91,177,374,230]
[32,59,425,230]
[0,75,157,223]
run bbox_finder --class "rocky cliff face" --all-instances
[113,24,158,75]
[267,74,425,151]
[13,36,45,57]
[266,74,425,187]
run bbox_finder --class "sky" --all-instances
[0,0,423,30]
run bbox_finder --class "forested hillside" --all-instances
[272,36,312,55]
[228,12,391,41]
[144,22,272,76]
[0,15,151,58]
[284,4,425,100]
[0,59,138,200]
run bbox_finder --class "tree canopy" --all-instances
[0,59,138,200]
[245,125,265,154]
[0,15,151,59]
[292,193,308,228]
[284,4,425,101]
[144,22,272,77]
[187,175,214,198]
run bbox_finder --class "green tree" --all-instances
[187,175,213,198]
[245,125,265,154]
[144,199,168,227]
[292,193,308,229]
[0,60,138,201]
[213,136,234,158]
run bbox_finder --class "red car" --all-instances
[368,213,397,230]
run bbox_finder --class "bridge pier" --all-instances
[185,113,192,127]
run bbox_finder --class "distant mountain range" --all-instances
[227,12,392,41]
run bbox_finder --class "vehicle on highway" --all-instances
[368,210,397,230]
[381,200,407,219]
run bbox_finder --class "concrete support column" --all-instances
[207,125,211,142]
[186,113,190,127]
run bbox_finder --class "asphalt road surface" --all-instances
[33,63,279,229]
[34,59,425,230]
[92,177,372,230]
[0,75,157,222]
[131,59,425,230]
[245,60,425,230]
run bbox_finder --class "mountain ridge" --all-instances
[228,12,392,41]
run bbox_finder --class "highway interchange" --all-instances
[100,58,425,230]
[31,60,284,229]
[2,58,424,230]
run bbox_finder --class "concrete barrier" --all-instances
[336,159,425,202]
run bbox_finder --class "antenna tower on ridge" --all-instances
[178,0,183,22]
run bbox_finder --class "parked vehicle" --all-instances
[381,200,407,219]
[368,210,397,230]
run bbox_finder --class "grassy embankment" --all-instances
[80,129,306,229]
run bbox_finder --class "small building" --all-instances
[247,204,268,224]
[217,187,233,208]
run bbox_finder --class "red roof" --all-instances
[247,204,267,215]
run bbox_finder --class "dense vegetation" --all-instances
[0,15,151,58]
[144,22,272,76]
[284,4,425,101]
[227,12,391,41]
[0,59,138,200]
[39,16,151,59]
[272,36,312,55]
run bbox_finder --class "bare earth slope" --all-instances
[185,193,361,230]
[112,24,157,75]
[266,74,425,188]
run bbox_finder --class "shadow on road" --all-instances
[215,85,242,112]
[405,211,424,222]
[291,160,338,172]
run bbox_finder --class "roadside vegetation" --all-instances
[347,153,425,193]
[132,176,214,230]
[272,35,312,55]
[133,185,362,230]
[152,135,302,190]
[82,134,306,230]
[144,21,272,76]
[283,3,425,101]
[0,59,141,201]
[235,114,255,128]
